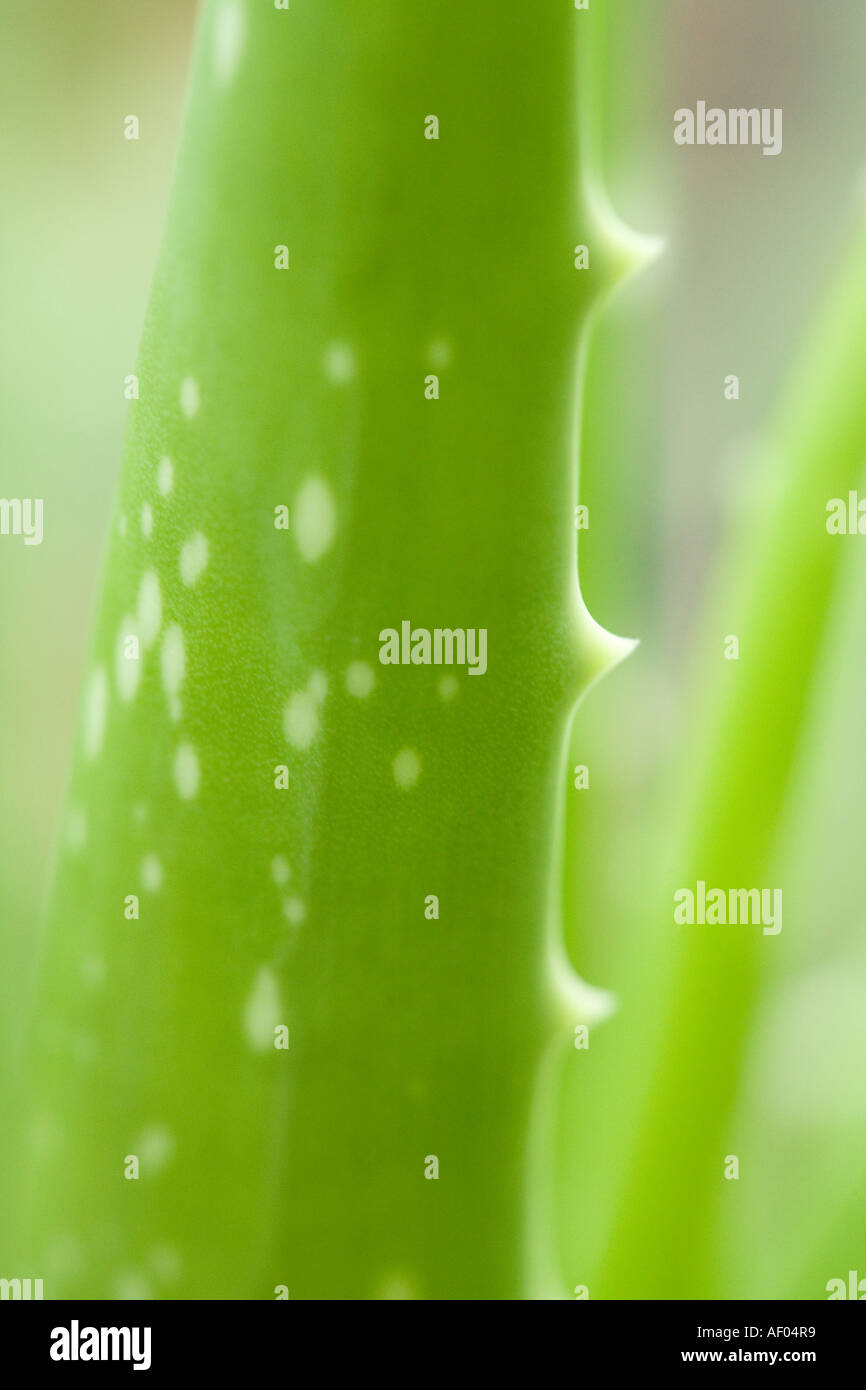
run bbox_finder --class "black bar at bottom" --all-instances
[1,1298,861,1375]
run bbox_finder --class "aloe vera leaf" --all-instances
[22,0,635,1300]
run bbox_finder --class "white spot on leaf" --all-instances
[393,747,421,789]
[84,667,108,759]
[271,855,290,886]
[115,1271,153,1301]
[173,742,200,799]
[243,966,282,1053]
[157,456,174,496]
[379,1272,417,1299]
[323,341,356,384]
[282,896,306,926]
[283,690,319,749]
[180,532,209,586]
[141,854,163,892]
[115,618,141,702]
[294,475,336,563]
[137,1124,175,1174]
[428,338,452,369]
[180,377,200,419]
[346,660,375,698]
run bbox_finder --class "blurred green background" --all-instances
[568,0,866,1296]
[3,0,866,1297]
[0,0,198,1061]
